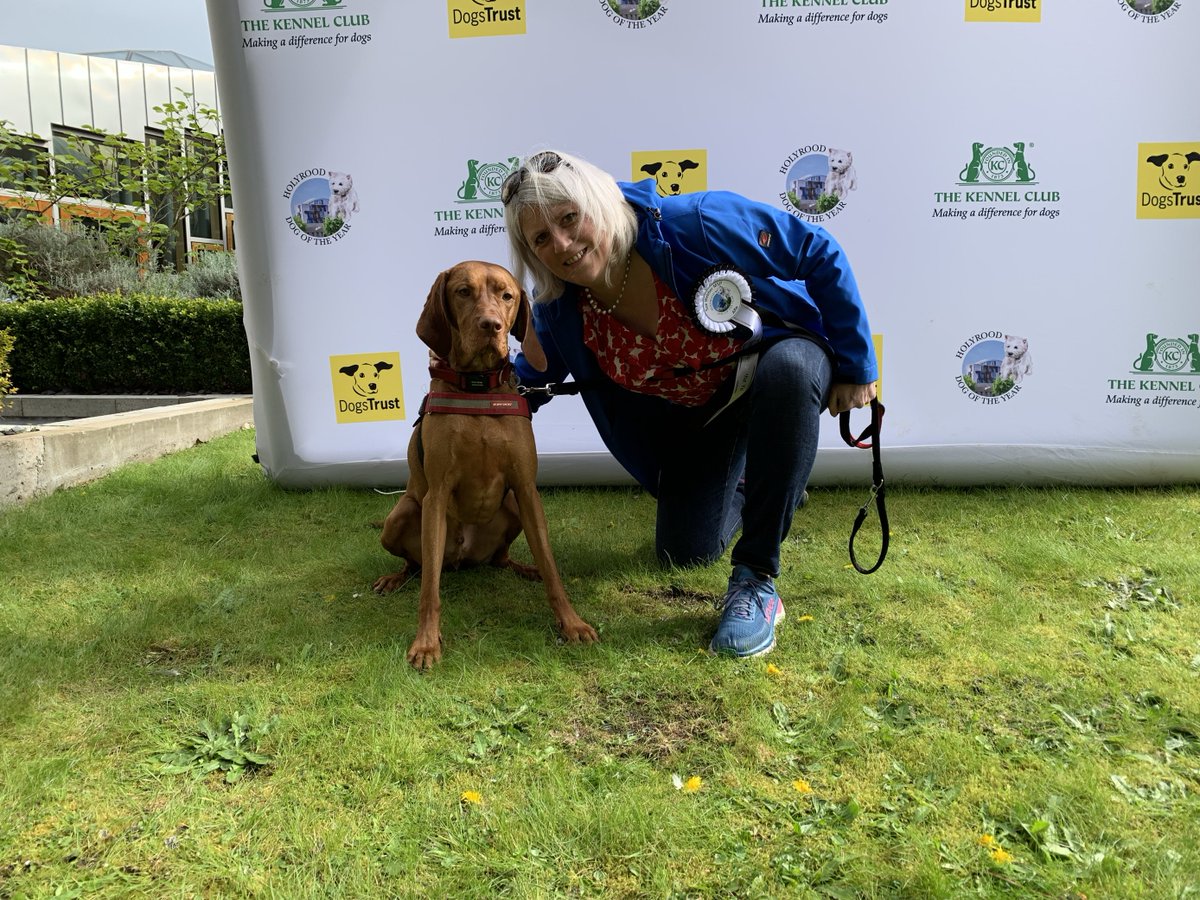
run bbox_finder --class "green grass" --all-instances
[1,429,1198,898]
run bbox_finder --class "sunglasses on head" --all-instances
[500,151,564,206]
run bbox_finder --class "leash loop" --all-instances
[839,398,888,574]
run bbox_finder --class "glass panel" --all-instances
[88,56,121,134]
[51,127,139,206]
[143,64,170,125]
[0,132,50,191]
[0,46,33,134]
[116,60,148,136]
[59,53,92,127]
[186,132,222,241]
[27,49,62,138]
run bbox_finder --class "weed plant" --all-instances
[0,430,1197,897]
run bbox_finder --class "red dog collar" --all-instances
[428,360,514,393]
[420,391,530,418]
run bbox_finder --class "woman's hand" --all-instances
[826,381,877,416]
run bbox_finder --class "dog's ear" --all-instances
[1187,152,1200,164]
[1146,154,1169,167]
[374,361,394,371]
[416,269,454,359]
[679,159,699,172]
[512,289,547,372]
[338,364,359,377]
[640,162,662,176]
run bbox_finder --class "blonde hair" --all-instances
[503,149,638,302]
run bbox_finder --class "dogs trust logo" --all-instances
[1137,142,1200,219]
[631,150,707,196]
[447,0,526,38]
[778,144,858,223]
[955,331,1033,404]
[282,167,358,245]
[329,352,405,423]
[964,0,1040,23]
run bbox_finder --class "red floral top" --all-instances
[581,272,745,407]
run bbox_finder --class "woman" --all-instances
[502,150,877,658]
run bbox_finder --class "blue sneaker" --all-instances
[709,565,785,657]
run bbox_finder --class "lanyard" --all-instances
[839,399,888,574]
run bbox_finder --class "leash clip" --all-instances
[517,383,556,398]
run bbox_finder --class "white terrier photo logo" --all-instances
[956,331,1032,403]
[328,171,360,220]
[283,166,359,244]
[779,144,857,221]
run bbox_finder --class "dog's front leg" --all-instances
[511,484,599,645]
[409,488,449,670]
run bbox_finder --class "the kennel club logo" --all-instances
[933,140,1060,220]
[1121,0,1182,22]
[264,0,345,8]
[1137,142,1200,219]
[965,0,1040,23]
[447,0,525,38]
[1106,332,1200,409]
[600,0,668,28]
[1131,333,1200,375]
[631,149,707,196]
[778,144,858,223]
[433,158,514,239]
[282,167,358,245]
[955,331,1033,404]
[329,352,405,423]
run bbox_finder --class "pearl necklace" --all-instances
[584,250,632,315]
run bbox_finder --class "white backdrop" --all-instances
[206,0,1200,487]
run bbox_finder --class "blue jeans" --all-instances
[653,337,832,578]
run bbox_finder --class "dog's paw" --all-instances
[560,618,600,645]
[373,570,413,594]
[407,634,443,670]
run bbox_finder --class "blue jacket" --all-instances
[514,178,877,492]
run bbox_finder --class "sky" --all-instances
[3,0,214,65]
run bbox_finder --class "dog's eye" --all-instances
[502,292,514,302]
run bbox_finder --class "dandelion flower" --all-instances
[796,614,814,623]
[976,834,996,847]
[460,790,482,805]
[792,779,813,794]
[683,776,703,793]
[989,847,1013,865]
[766,663,783,677]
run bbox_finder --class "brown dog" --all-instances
[372,261,598,669]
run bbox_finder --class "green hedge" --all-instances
[0,294,251,394]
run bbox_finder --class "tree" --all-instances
[0,91,228,272]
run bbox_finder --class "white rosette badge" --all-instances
[693,267,762,341]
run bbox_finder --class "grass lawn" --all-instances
[1,428,1198,898]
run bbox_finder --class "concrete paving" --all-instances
[0,395,253,508]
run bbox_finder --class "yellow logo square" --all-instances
[447,0,526,39]
[330,352,405,424]
[964,0,1041,23]
[631,150,708,197]
[1137,142,1200,219]
[873,333,884,402]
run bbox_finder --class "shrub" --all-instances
[181,251,240,300]
[0,294,250,394]
[0,327,13,397]
[0,221,121,299]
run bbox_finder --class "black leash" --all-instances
[839,398,888,574]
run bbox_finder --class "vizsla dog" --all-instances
[372,260,598,669]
